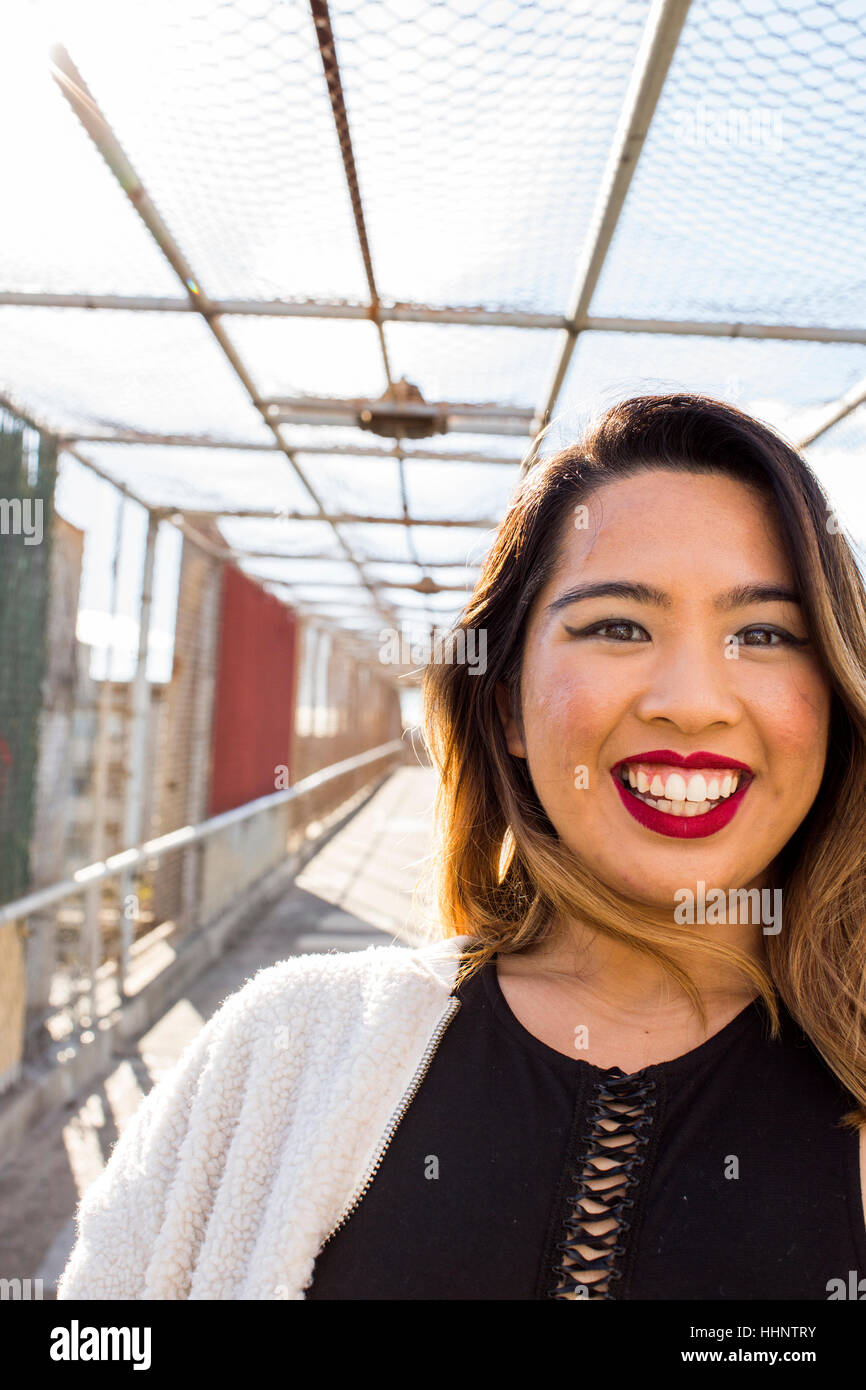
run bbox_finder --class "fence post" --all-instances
[181,552,222,934]
[117,510,158,991]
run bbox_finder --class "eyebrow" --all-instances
[546,581,802,614]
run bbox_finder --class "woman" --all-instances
[58,393,866,1300]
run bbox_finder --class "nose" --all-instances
[632,634,743,733]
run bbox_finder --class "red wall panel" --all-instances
[208,565,298,815]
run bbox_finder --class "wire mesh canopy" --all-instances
[3,0,866,668]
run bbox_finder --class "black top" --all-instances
[306,957,866,1300]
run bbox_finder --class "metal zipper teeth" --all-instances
[320,995,462,1246]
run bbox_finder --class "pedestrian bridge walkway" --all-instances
[0,762,438,1299]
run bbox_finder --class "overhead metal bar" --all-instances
[0,290,565,324]
[308,0,443,591]
[260,599,463,616]
[269,409,533,437]
[48,44,400,636]
[181,507,499,527]
[6,291,866,346]
[62,430,526,465]
[795,376,866,449]
[213,548,481,570]
[527,0,694,465]
[308,0,393,384]
[263,395,535,437]
[62,431,279,451]
[112,508,482,572]
[581,316,866,346]
[264,396,536,420]
[251,574,469,594]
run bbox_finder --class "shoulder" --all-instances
[199,933,474,1051]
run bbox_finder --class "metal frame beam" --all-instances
[306,0,440,592]
[527,0,694,464]
[270,412,530,438]
[309,0,392,383]
[244,574,469,594]
[262,394,534,437]
[262,396,535,420]
[5,292,866,346]
[61,431,525,465]
[181,507,498,526]
[795,375,866,450]
[166,518,483,571]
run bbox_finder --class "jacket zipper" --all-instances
[320,994,462,1246]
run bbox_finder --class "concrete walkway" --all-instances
[0,764,439,1297]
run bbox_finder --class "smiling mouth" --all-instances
[615,763,752,818]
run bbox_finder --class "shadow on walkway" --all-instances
[0,764,438,1297]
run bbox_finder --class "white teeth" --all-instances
[685,774,707,802]
[629,791,717,817]
[664,772,687,801]
[621,764,745,803]
[618,761,750,817]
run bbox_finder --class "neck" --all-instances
[510,911,768,1027]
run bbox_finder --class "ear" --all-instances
[494,680,527,759]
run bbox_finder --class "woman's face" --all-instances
[495,468,832,908]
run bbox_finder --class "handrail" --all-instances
[0,739,405,926]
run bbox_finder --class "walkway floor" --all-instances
[0,763,439,1297]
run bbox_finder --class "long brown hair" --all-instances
[419,393,866,1127]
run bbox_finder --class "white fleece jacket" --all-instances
[56,933,473,1300]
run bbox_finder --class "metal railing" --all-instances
[1,738,404,929]
[1,739,405,1078]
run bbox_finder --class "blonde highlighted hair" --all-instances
[419,393,866,1128]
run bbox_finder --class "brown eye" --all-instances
[566,620,649,642]
[737,626,806,648]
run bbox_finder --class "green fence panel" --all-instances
[0,405,57,904]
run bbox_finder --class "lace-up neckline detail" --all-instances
[547,1068,658,1299]
[480,963,767,1300]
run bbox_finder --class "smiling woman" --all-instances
[403,392,866,1297]
[57,394,866,1303]
[432,395,862,1072]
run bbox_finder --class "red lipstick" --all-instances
[611,750,754,774]
[609,750,754,841]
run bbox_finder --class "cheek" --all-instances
[756,673,830,793]
[523,667,623,779]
